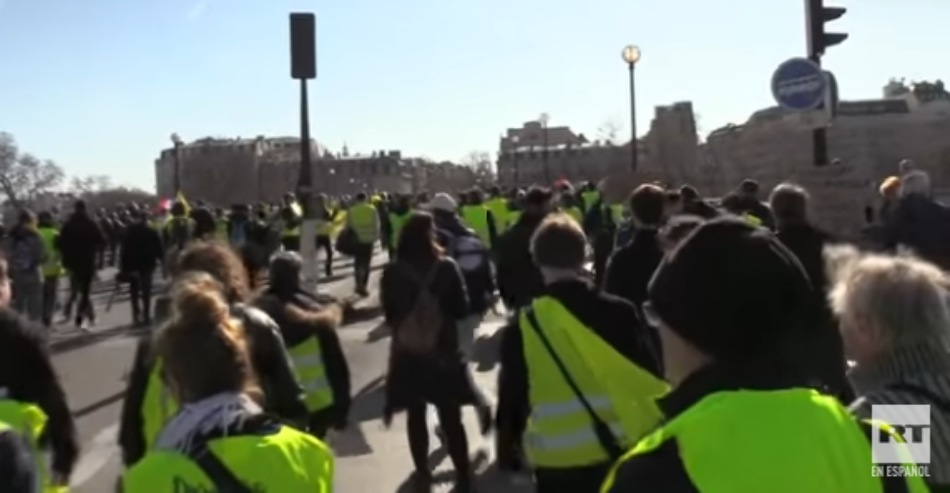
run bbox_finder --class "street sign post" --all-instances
[771,57,826,111]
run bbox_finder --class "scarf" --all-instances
[154,392,261,453]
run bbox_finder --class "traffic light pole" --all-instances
[809,55,830,167]
[806,0,847,166]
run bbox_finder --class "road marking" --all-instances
[70,423,119,487]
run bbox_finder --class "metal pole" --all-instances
[297,78,314,217]
[542,123,551,184]
[173,142,182,194]
[628,62,639,172]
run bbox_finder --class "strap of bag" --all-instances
[525,307,624,460]
[183,416,280,493]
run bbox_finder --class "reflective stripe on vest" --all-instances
[0,399,59,492]
[461,205,491,245]
[142,358,179,451]
[348,203,378,243]
[288,337,334,412]
[520,298,631,468]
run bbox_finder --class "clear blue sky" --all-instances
[0,0,940,191]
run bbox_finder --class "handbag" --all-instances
[334,227,358,256]
[525,307,624,460]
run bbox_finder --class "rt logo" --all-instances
[871,405,931,466]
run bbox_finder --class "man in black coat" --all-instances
[58,200,106,329]
[119,211,164,326]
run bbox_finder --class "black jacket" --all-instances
[117,304,308,467]
[381,257,482,413]
[495,279,662,469]
[254,293,352,429]
[603,229,665,309]
[0,308,79,480]
[58,211,106,273]
[495,211,548,309]
[0,429,36,492]
[119,222,164,273]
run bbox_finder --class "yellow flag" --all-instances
[175,191,191,215]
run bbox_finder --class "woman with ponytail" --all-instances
[119,242,308,469]
[121,272,333,492]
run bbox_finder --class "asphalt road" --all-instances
[332,314,535,493]
[60,253,385,492]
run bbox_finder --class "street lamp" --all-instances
[538,113,551,184]
[511,135,520,188]
[170,133,184,195]
[622,45,641,172]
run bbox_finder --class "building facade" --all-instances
[496,103,702,189]
[701,79,950,236]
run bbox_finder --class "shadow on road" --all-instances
[50,325,137,355]
[344,305,383,327]
[350,376,386,423]
[73,391,126,419]
[394,450,505,493]
[365,322,391,343]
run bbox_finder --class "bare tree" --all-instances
[597,118,623,145]
[0,132,65,208]
[69,174,114,195]
[462,150,495,182]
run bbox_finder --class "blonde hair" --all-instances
[824,245,950,346]
[156,271,260,403]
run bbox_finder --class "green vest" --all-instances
[520,297,667,468]
[141,358,179,451]
[601,389,931,493]
[388,211,412,248]
[485,198,509,232]
[582,191,601,213]
[0,399,66,492]
[122,425,333,492]
[563,206,583,225]
[37,227,63,278]
[505,210,522,231]
[288,337,335,413]
[214,219,228,240]
[461,205,491,245]
[347,203,378,244]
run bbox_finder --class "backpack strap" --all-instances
[183,415,281,493]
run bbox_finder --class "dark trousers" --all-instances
[69,269,95,325]
[41,276,59,326]
[128,269,154,323]
[281,235,301,252]
[534,463,611,493]
[406,401,470,478]
[316,235,333,276]
[352,243,374,291]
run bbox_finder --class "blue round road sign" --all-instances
[771,57,826,111]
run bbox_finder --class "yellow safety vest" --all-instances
[122,425,333,492]
[37,227,63,278]
[461,205,491,245]
[742,212,763,227]
[581,191,601,213]
[601,389,931,493]
[0,399,68,492]
[505,209,522,231]
[486,198,509,233]
[347,203,378,244]
[563,206,583,225]
[315,210,334,237]
[214,219,228,240]
[520,297,667,468]
[287,337,335,413]
[388,211,412,249]
[141,358,178,451]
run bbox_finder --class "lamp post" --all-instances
[622,45,641,172]
[170,133,183,195]
[539,113,551,184]
[511,135,520,188]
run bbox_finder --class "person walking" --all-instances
[3,210,46,321]
[58,200,106,330]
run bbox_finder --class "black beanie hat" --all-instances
[647,217,813,360]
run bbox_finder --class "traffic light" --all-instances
[806,0,848,61]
